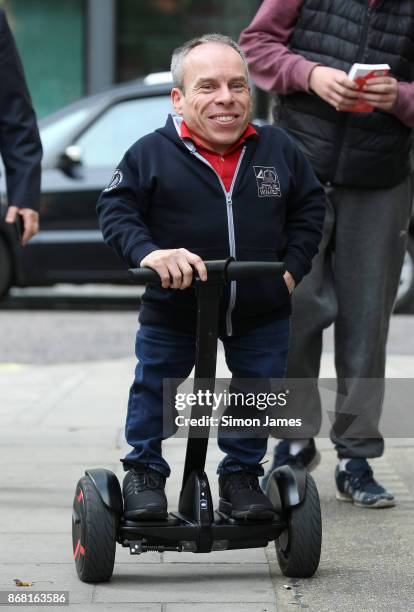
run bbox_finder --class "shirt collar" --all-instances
[180,120,257,156]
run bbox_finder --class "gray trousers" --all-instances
[282,176,412,458]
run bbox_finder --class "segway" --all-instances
[72,259,322,583]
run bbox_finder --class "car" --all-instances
[0,75,413,312]
[397,230,414,312]
[0,75,174,297]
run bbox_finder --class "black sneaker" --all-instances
[218,471,276,521]
[261,439,321,490]
[335,458,395,508]
[122,466,168,520]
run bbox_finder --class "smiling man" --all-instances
[171,42,252,154]
[96,34,325,522]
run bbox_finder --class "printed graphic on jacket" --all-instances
[253,166,281,197]
[104,169,123,192]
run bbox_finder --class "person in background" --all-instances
[0,9,42,244]
[240,0,414,508]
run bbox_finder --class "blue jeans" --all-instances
[123,318,290,477]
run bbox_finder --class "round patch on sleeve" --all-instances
[104,169,123,192]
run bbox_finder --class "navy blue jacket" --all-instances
[97,115,325,335]
[0,10,42,211]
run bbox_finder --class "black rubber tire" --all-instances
[72,476,118,583]
[394,236,414,313]
[0,236,12,299]
[275,473,322,578]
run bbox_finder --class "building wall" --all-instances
[1,0,260,118]
[2,0,85,118]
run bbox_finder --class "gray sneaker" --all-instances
[335,459,395,508]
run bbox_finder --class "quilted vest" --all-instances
[278,0,414,188]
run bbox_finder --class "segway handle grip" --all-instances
[128,260,286,285]
[226,260,286,281]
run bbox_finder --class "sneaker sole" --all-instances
[124,508,168,521]
[335,491,353,503]
[336,491,395,508]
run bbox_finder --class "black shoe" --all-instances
[261,439,321,491]
[122,466,168,521]
[218,471,276,521]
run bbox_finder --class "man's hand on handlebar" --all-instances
[140,248,208,289]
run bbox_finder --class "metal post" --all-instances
[86,0,116,94]
[181,280,222,488]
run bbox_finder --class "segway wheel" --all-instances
[72,475,118,583]
[275,473,322,578]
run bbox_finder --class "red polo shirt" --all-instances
[180,121,257,191]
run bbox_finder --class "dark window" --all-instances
[117,0,259,82]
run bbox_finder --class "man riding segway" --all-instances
[96,33,325,523]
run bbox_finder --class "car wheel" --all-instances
[394,236,414,313]
[0,236,12,298]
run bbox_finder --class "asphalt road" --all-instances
[0,289,413,364]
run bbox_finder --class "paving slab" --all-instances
[92,564,275,604]
[0,426,122,447]
[69,606,161,612]
[167,605,273,612]
[162,547,267,564]
[0,534,162,565]
[0,445,125,465]
[0,563,94,605]
[70,607,160,612]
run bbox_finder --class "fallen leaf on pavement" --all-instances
[14,579,33,587]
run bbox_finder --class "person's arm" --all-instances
[97,149,160,268]
[240,0,361,110]
[239,0,318,94]
[0,10,42,244]
[96,149,207,289]
[392,82,414,128]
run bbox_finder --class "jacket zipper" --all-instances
[191,146,246,336]
[357,4,373,62]
[329,3,373,184]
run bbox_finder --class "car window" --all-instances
[40,108,91,153]
[75,96,172,168]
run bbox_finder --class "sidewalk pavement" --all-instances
[0,347,413,611]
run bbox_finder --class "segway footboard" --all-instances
[118,470,287,555]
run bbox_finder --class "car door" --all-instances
[21,94,172,285]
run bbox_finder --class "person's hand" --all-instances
[5,206,39,246]
[283,270,296,294]
[309,66,359,111]
[359,76,399,111]
[140,248,207,289]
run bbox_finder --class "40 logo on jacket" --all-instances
[253,166,281,198]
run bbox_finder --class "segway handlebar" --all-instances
[128,259,286,285]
